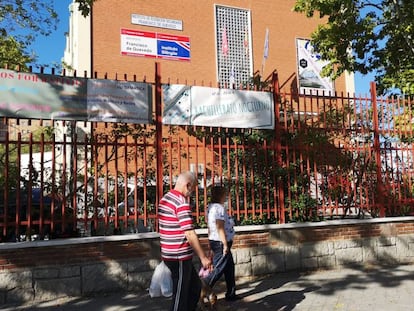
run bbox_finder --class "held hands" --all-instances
[201,255,212,270]
[223,244,229,256]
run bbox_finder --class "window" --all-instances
[215,5,252,88]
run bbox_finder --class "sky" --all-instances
[29,0,374,96]
[29,0,72,70]
[355,73,375,96]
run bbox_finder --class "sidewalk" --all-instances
[2,264,414,311]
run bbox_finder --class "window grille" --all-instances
[215,5,252,88]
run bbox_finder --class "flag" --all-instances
[263,28,269,60]
[229,63,235,88]
[222,28,229,56]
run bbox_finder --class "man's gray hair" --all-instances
[176,171,197,187]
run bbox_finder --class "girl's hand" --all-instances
[223,245,229,255]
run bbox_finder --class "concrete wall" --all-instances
[1,217,414,305]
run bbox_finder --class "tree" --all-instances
[74,0,96,17]
[293,0,414,96]
[0,0,95,68]
[0,36,32,69]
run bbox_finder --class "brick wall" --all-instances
[91,0,346,91]
[0,239,157,269]
[1,218,414,305]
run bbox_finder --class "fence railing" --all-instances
[1,66,413,242]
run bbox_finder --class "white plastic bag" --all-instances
[149,261,173,298]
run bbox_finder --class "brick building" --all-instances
[59,0,356,218]
[64,0,354,93]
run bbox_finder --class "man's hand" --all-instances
[200,255,212,270]
[185,229,212,269]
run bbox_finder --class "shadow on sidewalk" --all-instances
[4,264,414,311]
[217,272,320,311]
[213,264,414,311]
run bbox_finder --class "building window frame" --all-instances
[215,5,252,88]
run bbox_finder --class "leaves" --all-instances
[293,0,414,96]
[0,0,95,68]
[0,36,32,69]
[75,0,96,17]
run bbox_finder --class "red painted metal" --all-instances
[155,62,163,232]
[371,82,385,217]
[1,65,414,242]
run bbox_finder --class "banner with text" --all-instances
[162,84,274,129]
[0,69,152,123]
[296,38,334,95]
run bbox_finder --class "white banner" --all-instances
[162,85,274,129]
[86,79,152,123]
[296,38,334,95]
[0,69,152,124]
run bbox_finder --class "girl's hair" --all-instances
[210,185,227,203]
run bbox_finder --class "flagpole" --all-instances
[261,28,269,81]
[261,62,265,81]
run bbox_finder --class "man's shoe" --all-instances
[225,294,241,301]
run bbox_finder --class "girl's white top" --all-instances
[207,202,235,242]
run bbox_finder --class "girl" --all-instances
[202,185,239,301]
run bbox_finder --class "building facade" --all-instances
[63,1,91,76]
[64,0,354,94]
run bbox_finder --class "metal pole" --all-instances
[371,81,385,217]
[155,62,163,231]
[272,71,285,223]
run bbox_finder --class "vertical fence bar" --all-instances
[155,62,163,230]
[83,134,90,235]
[249,144,255,216]
[123,136,128,231]
[175,137,180,181]
[272,72,285,223]
[15,133,21,239]
[218,130,223,185]
[225,136,231,211]
[263,140,270,218]
[371,82,385,217]
[142,136,148,227]
[39,133,45,238]
[92,129,99,235]
[51,130,57,234]
[113,139,119,231]
[103,135,109,230]
[133,136,138,229]
[233,139,240,221]
[241,142,248,219]
[201,135,207,217]
[194,135,200,220]
[2,126,8,237]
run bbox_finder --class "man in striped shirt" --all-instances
[159,171,212,311]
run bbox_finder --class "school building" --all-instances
[63,0,355,94]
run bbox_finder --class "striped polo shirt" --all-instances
[158,189,194,261]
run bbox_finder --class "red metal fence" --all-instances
[1,66,413,242]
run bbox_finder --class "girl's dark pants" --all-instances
[205,240,236,298]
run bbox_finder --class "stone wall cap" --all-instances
[1,216,414,250]
[0,231,160,250]
[231,216,414,233]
